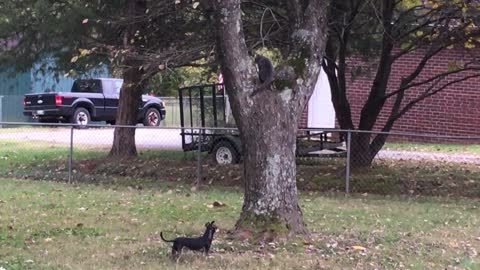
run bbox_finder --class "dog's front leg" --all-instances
[172,245,182,261]
[203,245,210,256]
[173,249,183,263]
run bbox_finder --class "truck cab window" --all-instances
[71,80,102,93]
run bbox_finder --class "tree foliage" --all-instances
[323,0,480,167]
[148,64,219,97]
[0,0,116,74]
[0,0,214,81]
[0,0,216,157]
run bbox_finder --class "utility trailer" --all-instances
[178,84,345,164]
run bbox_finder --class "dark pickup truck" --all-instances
[23,78,166,126]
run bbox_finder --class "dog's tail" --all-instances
[160,232,174,242]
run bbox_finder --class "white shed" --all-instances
[307,68,336,129]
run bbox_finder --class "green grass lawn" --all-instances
[0,178,479,270]
[1,138,480,269]
[385,142,480,154]
[0,139,186,170]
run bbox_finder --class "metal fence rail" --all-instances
[1,121,480,197]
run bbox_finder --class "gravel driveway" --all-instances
[377,150,480,164]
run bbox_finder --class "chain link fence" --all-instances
[1,122,479,197]
[348,130,480,197]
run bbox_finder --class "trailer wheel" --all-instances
[212,141,240,165]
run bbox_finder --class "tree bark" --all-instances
[235,92,306,233]
[212,0,329,234]
[328,0,396,168]
[109,66,143,157]
[350,133,375,168]
[109,0,147,158]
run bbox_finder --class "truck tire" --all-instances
[71,107,90,128]
[143,107,161,126]
[212,140,240,165]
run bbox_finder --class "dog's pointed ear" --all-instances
[211,221,215,225]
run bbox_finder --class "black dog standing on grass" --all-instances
[161,221,218,259]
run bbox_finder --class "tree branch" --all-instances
[389,73,480,124]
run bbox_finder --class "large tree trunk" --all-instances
[235,93,305,233]
[109,0,147,157]
[212,0,328,235]
[109,66,143,157]
[350,133,375,168]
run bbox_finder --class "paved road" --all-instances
[0,127,184,150]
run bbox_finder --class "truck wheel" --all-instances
[71,108,90,128]
[212,141,240,165]
[143,108,161,126]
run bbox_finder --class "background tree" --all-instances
[147,64,219,97]
[0,0,214,157]
[210,0,329,234]
[323,0,480,167]
[73,0,215,157]
[0,0,117,74]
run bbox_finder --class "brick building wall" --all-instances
[298,103,308,129]
[301,47,480,138]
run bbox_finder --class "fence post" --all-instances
[196,128,203,187]
[68,126,74,184]
[0,96,3,128]
[345,130,352,194]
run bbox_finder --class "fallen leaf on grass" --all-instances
[24,238,35,244]
[326,240,338,249]
[213,201,226,207]
[449,240,459,248]
[351,245,367,251]
[207,201,226,208]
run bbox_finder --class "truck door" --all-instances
[71,79,105,114]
